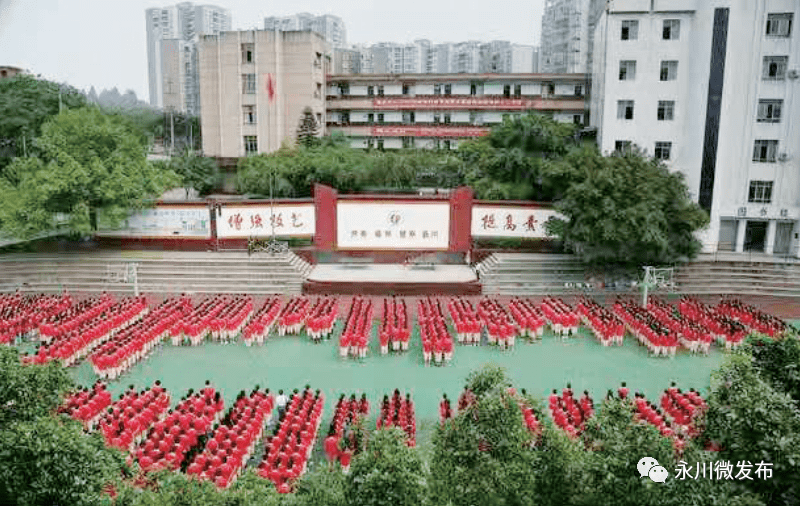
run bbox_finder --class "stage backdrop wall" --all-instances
[217,205,315,238]
[336,202,450,250]
[471,205,560,239]
[96,206,211,238]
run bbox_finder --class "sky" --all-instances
[0,0,545,103]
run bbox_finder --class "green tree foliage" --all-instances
[345,428,427,506]
[287,465,347,506]
[542,147,709,266]
[0,107,179,237]
[0,346,73,426]
[169,150,221,197]
[704,352,800,504]
[430,365,538,506]
[296,108,320,149]
[0,415,126,506]
[747,334,800,403]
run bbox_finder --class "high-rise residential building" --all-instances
[451,41,481,73]
[264,13,347,48]
[146,2,231,112]
[540,0,596,73]
[591,0,800,257]
[198,30,330,158]
[480,41,512,73]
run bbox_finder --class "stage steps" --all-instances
[0,251,311,295]
[673,258,800,297]
[476,253,588,295]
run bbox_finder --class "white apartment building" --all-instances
[146,3,231,112]
[541,0,592,73]
[198,30,329,159]
[264,13,347,49]
[591,0,800,257]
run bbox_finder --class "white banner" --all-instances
[98,207,211,238]
[218,205,315,238]
[337,202,450,249]
[471,207,560,238]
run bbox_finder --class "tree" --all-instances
[169,151,220,197]
[345,428,427,506]
[747,334,800,403]
[0,346,74,426]
[430,365,539,506]
[0,107,179,238]
[542,147,709,266]
[296,108,320,148]
[288,465,347,506]
[0,416,126,506]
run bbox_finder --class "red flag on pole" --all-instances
[267,74,275,103]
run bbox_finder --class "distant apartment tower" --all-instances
[540,0,595,73]
[198,30,330,158]
[145,2,231,113]
[264,13,347,49]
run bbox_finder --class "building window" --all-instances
[469,111,478,124]
[402,84,410,95]
[377,113,384,124]
[617,100,634,120]
[514,84,522,97]
[757,99,782,123]
[619,60,636,80]
[763,56,788,80]
[660,61,678,81]
[315,83,322,99]
[434,84,441,95]
[367,86,374,96]
[377,139,384,151]
[663,20,680,40]
[766,13,793,37]
[753,140,779,162]
[402,137,414,148]
[367,113,374,124]
[242,74,256,94]
[748,181,774,203]
[244,136,258,154]
[615,140,632,154]
[654,141,672,160]
[316,113,322,125]
[443,140,451,150]
[243,105,256,124]
[444,113,451,124]
[503,84,511,98]
[502,113,510,122]
[444,84,452,95]
[367,138,374,149]
[433,113,441,124]
[547,83,555,95]
[377,85,384,97]
[470,83,477,95]
[341,112,350,124]
[241,43,254,63]
[338,83,349,95]
[621,20,639,40]
[657,100,675,121]
[573,114,582,125]
[574,85,583,96]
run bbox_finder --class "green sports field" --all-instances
[63,321,735,450]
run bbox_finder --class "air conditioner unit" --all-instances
[778,152,790,162]
[780,209,789,218]
[737,207,747,217]
[788,69,800,79]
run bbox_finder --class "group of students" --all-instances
[613,299,680,357]
[339,296,373,358]
[89,298,185,379]
[379,297,411,354]
[306,297,338,341]
[548,384,595,439]
[447,297,483,345]
[242,297,282,346]
[717,297,790,338]
[630,384,705,455]
[58,380,113,428]
[376,389,416,447]
[186,387,274,489]
[0,292,71,345]
[477,297,518,348]
[168,295,245,346]
[277,297,311,336]
[418,298,454,365]
[97,381,172,450]
[508,297,547,340]
[324,393,369,471]
[541,296,581,337]
[575,297,625,346]
[258,386,324,493]
[647,297,713,355]
[678,297,748,350]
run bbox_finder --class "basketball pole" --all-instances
[642,266,651,308]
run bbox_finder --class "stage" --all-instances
[303,263,481,295]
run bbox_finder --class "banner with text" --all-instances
[372,97,585,111]
[471,207,561,239]
[371,125,490,138]
[337,202,450,249]
[98,207,211,238]
[218,205,315,238]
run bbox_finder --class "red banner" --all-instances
[371,97,587,111]
[371,126,491,138]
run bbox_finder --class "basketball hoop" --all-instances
[641,266,675,307]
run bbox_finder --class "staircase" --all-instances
[0,251,313,295]
[673,255,800,297]
[476,253,589,295]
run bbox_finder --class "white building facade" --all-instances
[264,13,347,49]
[591,0,800,257]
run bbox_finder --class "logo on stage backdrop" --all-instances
[388,211,403,226]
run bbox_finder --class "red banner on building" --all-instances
[371,126,491,138]
[372,97,584,111]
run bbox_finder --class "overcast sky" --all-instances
[0,0,545,103]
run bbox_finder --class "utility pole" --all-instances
[170,109,175,156]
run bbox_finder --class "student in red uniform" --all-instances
[618,382,629,400]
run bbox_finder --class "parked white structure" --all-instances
[146,2,231,112]
[591,0,800,257]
